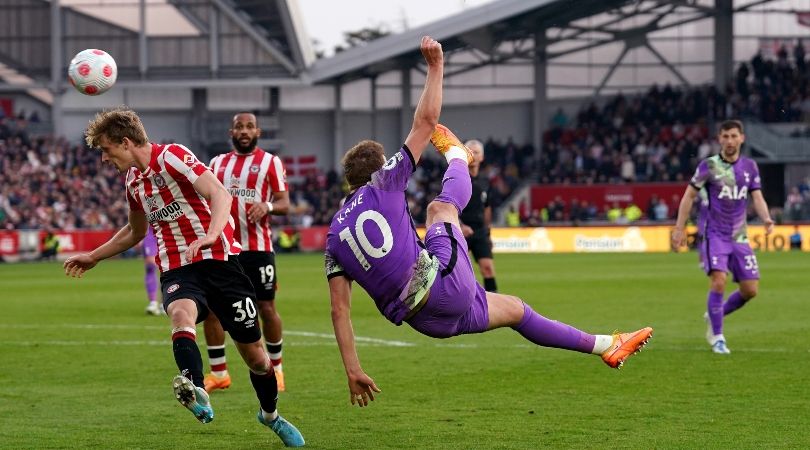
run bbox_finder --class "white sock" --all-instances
[261,408,279,422]
[444,146,468,163]
[212,369,228,377]
[710,334,725,345]
[591,335,614,354]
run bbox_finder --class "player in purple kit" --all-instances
[326,36,653,408]
[672,120,774,354]
[142,227,162,315]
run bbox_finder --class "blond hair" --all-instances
[85,106,149,149]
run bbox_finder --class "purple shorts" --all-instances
[142,231,158,258]
[405,222,489,338]
[699,235,760,282]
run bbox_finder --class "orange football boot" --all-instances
[601,327,653,369]
[203,372,232,393]
[430,124,474,164]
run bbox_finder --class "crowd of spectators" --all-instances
[0,117,129,231]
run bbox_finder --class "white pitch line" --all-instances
[2,324,807,352]
[0,323,414,347]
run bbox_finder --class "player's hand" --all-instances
[763,218,775,235]
[420,36,443,68]
[185,235,217,260]
[347,370,381,408]
[671,226,686,250]
[247,202,270,223]
[461,224,474,238]
[63,253,98,278]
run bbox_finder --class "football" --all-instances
[67,49,118,96]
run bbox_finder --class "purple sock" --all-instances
[432,159,471,213]
[707,290,724,335]
[723,290,748,316]
[145,264,158,302]
[512,302,595,353]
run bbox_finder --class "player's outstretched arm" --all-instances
[672,185,699,249]
[64,210,147,278]
[750,190,775,234]
[187,171,233,259]
[329,275,381,407]
[404,36,444,165]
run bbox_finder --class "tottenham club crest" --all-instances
[153,174,167,189]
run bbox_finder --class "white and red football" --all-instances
[67,49,118,96]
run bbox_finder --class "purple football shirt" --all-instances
[325,146,437,325]
[690,154,761,242]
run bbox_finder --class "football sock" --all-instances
[723,290,748,316]
[172,327,204,389]
[512,302,595,353]
[443,145,469,164]
[433,159,472,213]
[483,277,497,292]
[207,344,228,377]
[707,290,724,336]
[249,364,279,416]
[145,264,158,302]
[591,335,615,355]
[267,340,283,371]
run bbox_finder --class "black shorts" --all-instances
[237,251,277,301]
[160,258,262,343]
[465,228,493,261]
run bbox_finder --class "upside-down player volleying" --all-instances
[325,35,653,408]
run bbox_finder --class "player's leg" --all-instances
[479,258,497,292]
[723,243,760,317]
[162,269,214,423]
[231,339,304,447]
[242,251,286,391]
[483,291,651,369]
[705,270,730,353]
[259,300,285,391]
[144,257,162,315]
[427,124,473,228]
[202,314,231,393]
[206,259,304,447]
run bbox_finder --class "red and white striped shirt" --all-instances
[209,147,287,252]
[126,143,240,272]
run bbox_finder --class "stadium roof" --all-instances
[0,0,314,92]
[307,0,786,97]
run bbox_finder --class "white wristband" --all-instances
[266,201,274,212]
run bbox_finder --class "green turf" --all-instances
[1,252,808,449]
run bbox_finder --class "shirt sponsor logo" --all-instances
[183,154,196,164]
[228,187,258,201]
[718,185,748,200]
[147,200,184,222]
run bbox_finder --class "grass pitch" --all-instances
[1,252,808,449]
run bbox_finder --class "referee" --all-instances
[460,139,498,292]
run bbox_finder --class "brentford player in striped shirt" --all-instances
[203,112,290,393]
[63,107,304,447]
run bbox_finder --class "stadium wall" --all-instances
[3,225,805,262]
